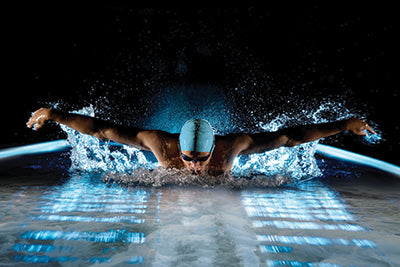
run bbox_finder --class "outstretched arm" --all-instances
[26,108,162,151]
[240,117,375,155]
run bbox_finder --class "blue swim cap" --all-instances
[179,119,215,152]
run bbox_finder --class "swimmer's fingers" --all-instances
[344,117,376,136]
[26,116,42,131]
[351,126,367,136]
[26,113,38,129]
[358,121,376,136]
[26,108,51,131]
[365,123,376,134]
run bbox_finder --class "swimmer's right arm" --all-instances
[26,108,161,151]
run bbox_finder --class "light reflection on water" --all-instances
[1,173,396,266]
[240,181,393,266]
[6,173,159,264]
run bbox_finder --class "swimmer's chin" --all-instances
[191,170,203,175]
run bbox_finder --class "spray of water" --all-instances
[60,106,160,173]
[55,93,383,188]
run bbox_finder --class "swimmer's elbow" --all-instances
[279,128,306,147]
[90,127,127,143]
[241,133,291,154]
[243,129,310,154]
[283,138,302,147]
[280,132,304,147]
[91,128,113,140]
[272,134,301,148]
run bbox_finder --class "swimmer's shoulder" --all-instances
[215,133,253,152]
[211,134,251,171]
[146,131,182,168]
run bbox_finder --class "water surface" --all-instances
[1,151,399,266]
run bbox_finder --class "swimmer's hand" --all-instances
[343,116,376,136]
[26,107,53,131]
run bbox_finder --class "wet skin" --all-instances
[27,108,376,176]
[181,151,212,175]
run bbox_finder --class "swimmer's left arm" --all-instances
[239,117,375,155]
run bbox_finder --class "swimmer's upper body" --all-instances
[27,107,376,175]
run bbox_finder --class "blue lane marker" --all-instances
[0,140,70,160]
[316,144,400,177]
[1,139,399,177]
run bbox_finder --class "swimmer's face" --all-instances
[181,151,212,175]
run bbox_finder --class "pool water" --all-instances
[1,148,399,266]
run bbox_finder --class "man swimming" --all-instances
[27,107,375,175]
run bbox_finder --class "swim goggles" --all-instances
[181,153,211,163]
[179,140,215,163]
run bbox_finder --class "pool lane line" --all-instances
[1,139,399,177]
[0,140,70,160]
[316,144,400,177]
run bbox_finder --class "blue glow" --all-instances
[38,175,150,216]
[13,243,55,253]
[267,260,342,267]
[252,220,366,232]
[241,182,379,265]
[13,252,144,265]
[2,137,398,183]
[316,144,400,177]
[0,140,70,160]
[40,202,147,213]
[15,254,78,264]
[9,173,154,265]
[126,256,144,264]
[21,229,145,243]
[242,188,354,222]
[232,141,322,178]
[260,245,292,253]
[35,214,145,224]
[257,234,376,248]
[2,129,398,180]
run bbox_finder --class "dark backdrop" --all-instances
[2,5,399,165]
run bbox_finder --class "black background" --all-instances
[2,5,399,165]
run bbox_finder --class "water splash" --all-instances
[60,106,160,173]
[232,112,322,179]
[102,168,294,188]
[57,99,382,185]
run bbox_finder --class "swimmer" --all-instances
[27,108,376,175]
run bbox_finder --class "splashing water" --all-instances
[56,94,382,186]
[60,106,160,173]
[232,113,321,179]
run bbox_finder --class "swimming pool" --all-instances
[1,141,399,266]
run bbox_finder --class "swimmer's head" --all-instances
[179,119,215,175]
[179,119,215,153]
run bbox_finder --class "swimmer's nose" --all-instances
[190,161,201,168]
[189,162,202,173]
